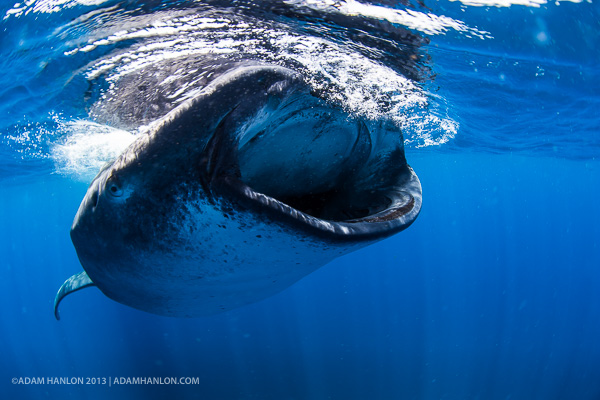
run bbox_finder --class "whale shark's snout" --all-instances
[56,65,421,319]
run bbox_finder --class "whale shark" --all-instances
[54,64,422,319]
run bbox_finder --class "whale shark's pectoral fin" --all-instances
[54,271,96,321]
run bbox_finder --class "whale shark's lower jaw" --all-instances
[222,167,421,241]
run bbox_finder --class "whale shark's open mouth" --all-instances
[196,66,422,238]
[238,104,387,221]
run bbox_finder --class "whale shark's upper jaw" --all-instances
[191,66,422,239]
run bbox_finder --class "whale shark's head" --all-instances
[67,65,421,316]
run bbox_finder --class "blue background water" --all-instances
[3,154,599,399]
[1,1,599,399]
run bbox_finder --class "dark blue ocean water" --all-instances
[1,1,599,399]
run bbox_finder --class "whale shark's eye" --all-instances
[106,178,123,197]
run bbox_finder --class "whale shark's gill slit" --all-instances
[90,190,99,208]
[199,107,241,201]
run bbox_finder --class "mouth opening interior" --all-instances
[235,97,408,222]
